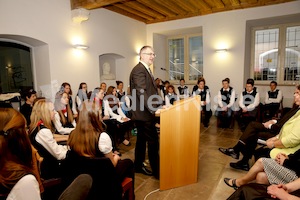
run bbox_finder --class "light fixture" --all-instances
[74,44,89,50]
[215,49,228,53]
[71,8,90,24]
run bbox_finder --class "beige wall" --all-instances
[147,1,300,108]
[0,0,299,107]
[0,0,146,101]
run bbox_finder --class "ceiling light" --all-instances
[71,8,90,24]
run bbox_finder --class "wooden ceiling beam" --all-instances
[137,0,177,17]
[229,0,241,6]
[194,0,213,10]
[211,0,225,8]
[125,1,165,19]
[153,0,188,15]
[105,5,147,22]
[113,3,154,20]
[70,0,296,24]
[173,0,199,13]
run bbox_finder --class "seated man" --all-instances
[215,78,236,128]
[177,78,189,99]
[20,89,37,126]
[219,85,300,171]
[236,78,260,131]
[193,77,212,127]
[262,81,283,120]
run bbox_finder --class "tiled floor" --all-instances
[121,117,248,200]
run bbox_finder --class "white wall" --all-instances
[0,0,299,107]
[147,1,300,109]
[0,0,146,100]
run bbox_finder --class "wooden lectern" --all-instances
[159,96,200,190]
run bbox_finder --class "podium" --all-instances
[159,96,200,190]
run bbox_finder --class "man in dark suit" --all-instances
[219,92,299,171]
[130,46,161,179]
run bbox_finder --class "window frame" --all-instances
[250,22,300,85]
[166,33,203,85]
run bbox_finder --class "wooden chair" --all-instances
[122,177,134,200]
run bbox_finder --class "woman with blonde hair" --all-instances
[0,108,42,199]
[29,99,68,179]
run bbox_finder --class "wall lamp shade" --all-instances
[215,49,228,53]
[71,8,90,23]
[74,44,89,49]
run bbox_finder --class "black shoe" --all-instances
[218,148,239,159]
[230,161,249,171]
[224,178,239,190]
[135,166,153,176]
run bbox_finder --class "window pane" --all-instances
[254,29,279,81]
[284,26,300,81]
[168,38,184,80]
[189,36,203,81]
[0,42,33,93]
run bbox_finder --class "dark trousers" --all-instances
[201,105,212,126]
[227,183,300,200]
[134,120,159,177]
[236,108,258,131]
[262,103,280,121]
[235,121,275,163]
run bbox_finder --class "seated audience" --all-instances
[223,149,300,192]
[29,99,68,179]
[20,89,37,126]
[53,92,76,134]
[262,81,283,120]
[116,80,125,100]
[177,78,189,99]
[165,85,179,107]
[155,78,164,102]
[193,77,212,127]
[92,87,120,154]
[100,82,107,95]
[57,82,78,119]
[75,82,88,112]
[215,78,236,128]
[237,78,260,131]
[192,76,207,94]
[104,86,132,146]
[67,102,135,199]
[162,80,170,98]
[227,181,300,200]
[219,85,300,171]
[0,108,42,199]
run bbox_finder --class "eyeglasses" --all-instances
[142,53,156,57]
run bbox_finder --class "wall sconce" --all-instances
[215,49,228,53]
[71,8,90,24]
[74,44,89,50]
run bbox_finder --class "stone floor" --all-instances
[121,117,249,200]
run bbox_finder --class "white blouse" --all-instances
[98,132,113,154]
[35,128,68,160]
[53,111,76,135]
[7,174,41,200]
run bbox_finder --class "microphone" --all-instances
[161,68,167,71]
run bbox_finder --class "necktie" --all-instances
[148,68,154,80]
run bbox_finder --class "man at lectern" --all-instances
[130,45,161,179]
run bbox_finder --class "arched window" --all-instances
[0,41,33,93]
